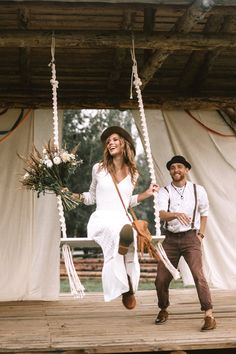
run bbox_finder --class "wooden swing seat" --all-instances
[60,235,165,249]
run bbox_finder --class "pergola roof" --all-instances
[1,0,236,117]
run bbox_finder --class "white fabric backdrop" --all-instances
[0,109,62,300]
[133,109,236,289]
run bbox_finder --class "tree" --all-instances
[62,109,155,237]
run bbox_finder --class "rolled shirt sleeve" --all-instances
[198,185,209,216]
[157,187,170,211]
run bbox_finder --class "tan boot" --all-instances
[201,316,216,331]
[122,275,136,310]
[155,309,169,324]
[122,292,136,309]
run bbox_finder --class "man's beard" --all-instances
[171,173,185,182]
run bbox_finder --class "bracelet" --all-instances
[197,232,205,239]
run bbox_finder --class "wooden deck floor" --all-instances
[0,288,236,354]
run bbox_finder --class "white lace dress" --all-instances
[82,163,140,302]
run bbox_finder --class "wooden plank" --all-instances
[1,30,236,50]
[60,235,165,248]
[177,14,225,93]
[0,1,236,110]
[3,1,236,6]
[2,94,236,110]
[0,289,235,353]
[140,0,215,90]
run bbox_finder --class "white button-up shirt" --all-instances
[157,181,209,233]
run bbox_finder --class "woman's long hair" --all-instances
[100,135,138,184]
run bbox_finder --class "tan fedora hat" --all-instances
[100,126,136,155]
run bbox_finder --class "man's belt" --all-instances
[166,229,197,236]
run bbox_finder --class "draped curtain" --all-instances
[1,108,235,301]
[133,109,236,289]
[0,109,62,300]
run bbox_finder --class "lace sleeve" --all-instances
[81,163,98,205]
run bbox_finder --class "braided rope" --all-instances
[49,34,84,297]
[130,41,180,280]
[130,46,160,236]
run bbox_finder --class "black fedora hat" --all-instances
[166,155,191,170]
[100,126,136,155]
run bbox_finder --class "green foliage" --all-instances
[62,109,155,237]
[60,277,185,293]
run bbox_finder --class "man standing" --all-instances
[155,155,216,331]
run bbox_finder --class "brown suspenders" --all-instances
[164,183,197,231]
[191,183,197,229]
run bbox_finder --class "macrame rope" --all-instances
[49,34,85,297]
[49,35,59,148]
[130,38,180,280]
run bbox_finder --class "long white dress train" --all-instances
[82,163,140,302]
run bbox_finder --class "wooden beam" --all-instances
[172,0,215,33]
[7,2,236,18]
[107,10,134,91]
[142,7,157,74]
[4,0,236,6]
[17,7,30,30]
[0,30,236,50]
[19,48,31,86]
[177,14,224,93]
[193,15,236,93]
[177,51,206,94]
[143,7,156,33]
[204,13,225,32]
[107,48,127,91]
[139,0,215,90]
[139,50,170,89]
[1,92,236,110]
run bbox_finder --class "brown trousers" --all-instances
[155,230,213,311]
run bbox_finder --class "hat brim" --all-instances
[101,126,136,155]
[166,156,191,170]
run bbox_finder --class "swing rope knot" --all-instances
[50,78,59,88]
[134,76,142,87]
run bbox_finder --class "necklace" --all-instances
[171,182,186,199]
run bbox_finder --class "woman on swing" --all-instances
[71,126,159,309]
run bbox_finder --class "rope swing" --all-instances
[130,38,180,280]
[48,32,179,297]
[49,35,85,298]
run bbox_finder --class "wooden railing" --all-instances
[60,256,158,281]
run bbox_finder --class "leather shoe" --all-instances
[122,291,136,310]
[155,309,168,324]
[201,316,216,331]
[122,275,136,310]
